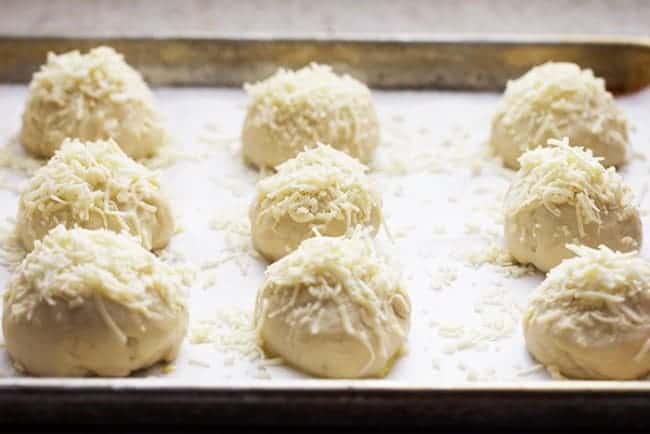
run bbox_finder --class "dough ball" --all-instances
[254,230,410,378]
[504,138,641,273]
[524,245,650,380]
[16,138,174,252]
[242,63,379,169]
[2,226,189,377]
[20,46,166,159]
[250,144,382,262]
[490,62,628,169]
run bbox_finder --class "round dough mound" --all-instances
[254,231,410,378]
[16,138,174,252]
[524,245,650,379]
[250,144,382,262]
[504,138,641,273]
[2,226,189,377]
[20,46,165,159]
[490,62,628,169]
[242,63,379,169]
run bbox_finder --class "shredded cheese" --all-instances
[526,245,650,337]
[257,229,409,373]
[254,144,379,228]
[0,218,26,270]
[491,62,627,166]
[506,137,634,237]
[190,307,266,362]
[17,138,169,250]
[20,46,165,159]
[4,226,188,321]
[244,63,376,154]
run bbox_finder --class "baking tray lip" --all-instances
[1,32,649,47]
[3,378,650,392]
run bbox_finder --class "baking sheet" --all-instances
[1,83,650,387]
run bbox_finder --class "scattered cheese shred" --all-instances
[190,307,266,363]
[0,218,26,270]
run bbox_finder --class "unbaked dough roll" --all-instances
[20,46,166,159]
[490,62,628,169]
[16,138,174,252]
[242,63,379,169]
[2,226,189,377]
[254,230,411,378]
[524,245,650,380]
[504,137,641,272]
[250,144,382,262]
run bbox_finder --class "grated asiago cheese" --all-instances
[527,245,650,322]
[0,136,44,175]
[490,62,628,169]
[17,138,171,251]
[156,245,198,289]
[506,137,633,237]
[206,201,260,276]
[139,145,197,170]
[430,264,459,290]
[190,307,268,363]
[515,364,546,377]
[4,226,188,320]
[254,144,379,228]
[243,63,376,157]
[197,121,241,158]
[188,358,211,368]
[432,289,521,355]
[256,229,409,374]
[20,46,165,160]
[371,115,504,178]
[462,237,535,278]
[0,218,26,270]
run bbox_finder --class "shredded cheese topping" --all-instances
[20,46,165,158]
[18,138,167,250]
[4,226,188,321]
[526,245,650,331]
[244,63,376,151]
[493,62,626,151]
[256,229,409,372]
[254,144,380,226]
[29,46,152,104]
[506,137,634,237]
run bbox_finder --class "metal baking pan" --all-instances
[1,35,650,429]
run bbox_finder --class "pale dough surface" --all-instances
[506,203,642,273]
[254,233,410,378]
[524,245,650,380]
[504,139,642,272]
[2,227,188,377]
